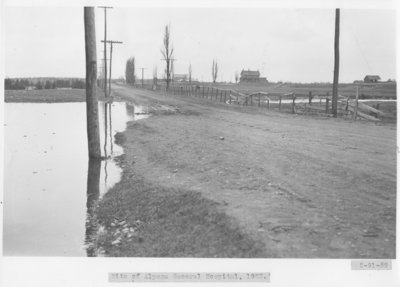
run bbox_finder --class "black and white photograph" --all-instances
[1,0,398,286]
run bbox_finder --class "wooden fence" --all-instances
[134,83,388,122]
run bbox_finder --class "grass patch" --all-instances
[92,171,268,257]
[4,89,108,103]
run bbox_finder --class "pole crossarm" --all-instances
[101,40,123,44]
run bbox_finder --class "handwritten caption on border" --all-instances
[109,272,270,283]
[351,260,392,270]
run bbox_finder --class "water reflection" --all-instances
[4,101,148,256]
[85,158,101,257]
[109,103,114,155]
[125,102,135,117]
[103,103,108,158]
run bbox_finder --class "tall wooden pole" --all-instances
[109,42,113,96]
[101,40,122,97]
[104,8,107,97]
[139,67,146,87]
[332,8,340,117]
[84,7,101,159]
[99,6,113,97]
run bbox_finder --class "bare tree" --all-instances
[84,7,101,159]
[212,59,218,84]
[188,63,192,84]
[234,71,239,84]
[161,25,174,90]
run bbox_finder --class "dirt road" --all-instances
[102,84,396,258]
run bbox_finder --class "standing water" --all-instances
[3,101,147,256]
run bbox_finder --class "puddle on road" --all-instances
[3,101,148,256]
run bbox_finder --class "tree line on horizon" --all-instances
[4,78,86,90]
[124,24,223,90]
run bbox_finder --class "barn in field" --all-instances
[240,69,267,83]
[364,75,381,83]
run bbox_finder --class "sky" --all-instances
[3,5,397,83]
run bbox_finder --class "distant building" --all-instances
[240,69,267,83]
[364,75,381,83]
[173,74,188,82]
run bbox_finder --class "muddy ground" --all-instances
[4,86,395,258]
[91,83,397,258]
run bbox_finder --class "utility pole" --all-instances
[84,7,101,159]
[139,67,146,87]
[101,40,123,97]
[99,58,107,89]
[98,6,113,97]
[332,8,340,117]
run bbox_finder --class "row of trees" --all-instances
[4,78,85,90]
[125,57,136,85]
[124,25,224,90]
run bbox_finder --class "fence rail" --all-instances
[130,83,390,122]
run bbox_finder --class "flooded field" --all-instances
[3,101,147,256]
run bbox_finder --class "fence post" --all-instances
[279,95,282,111]
[292,93,296,114]
[267,98,270,110]
[309,91,312,105]
[325,98,330,113]
[353,86,359,120]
